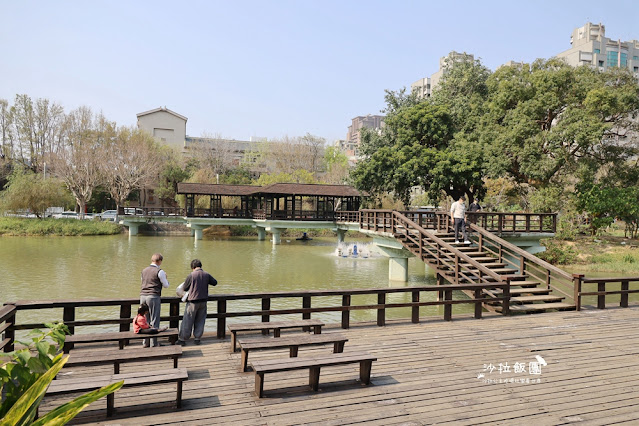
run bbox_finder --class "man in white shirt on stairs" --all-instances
[450,196,471,245]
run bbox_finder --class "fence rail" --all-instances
[3,283,509,351]
[0,305,16,352]
[574,276,639,311]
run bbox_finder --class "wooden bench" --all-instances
[46,368,188,417]
[65,345,183,374]
[63,329,179,353]
[237,333,348,372]
[250,352,376,398]
[228,320,324,353]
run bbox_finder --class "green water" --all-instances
[1,234,464,332]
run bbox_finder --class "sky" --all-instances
[2,0,638,143]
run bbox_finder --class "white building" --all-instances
[555,22,639,78]
[411,51,475,98]
[136,107,187,151]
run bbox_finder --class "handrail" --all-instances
[575,276,639,311]
[0,304,16,352]
[3,283,508,350]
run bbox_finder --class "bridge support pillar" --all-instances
[389,257,408,282]
[188,224,209,241]
[257,227,266,241]
[269,228,285,245]
[126,223,140,236]
[336,229,346,244]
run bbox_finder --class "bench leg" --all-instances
[174,358,178,369]
[290,346,299,357]
[107,393,115,417]
[241,349,250,372]
[114,362,120,375]
[177,380,183,408]
[63,343,72,353]
[256,373,265,398]
[273,329,281,338]
[119,340,125,350]
[230,332,237,353]
[309,367,321,391]
[360,361,373,385]
[313,325,321,335]
[334,342,345,353]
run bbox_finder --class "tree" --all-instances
[0,167,70,218]
[322,146,349,184]
[155,147,197,204]
[255,170,317,185]
[482,59,639,187]
[10,94,64,172]
[49,107,108,218]
[193,132,239,177]
[101,126,163,220]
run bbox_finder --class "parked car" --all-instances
[53,211,79,219]
[100,210,118,221]
[124,208,144,215]
[148,211,165,216]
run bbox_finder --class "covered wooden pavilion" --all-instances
[176,182,362,220]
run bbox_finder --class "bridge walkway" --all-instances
[384,211,576,313]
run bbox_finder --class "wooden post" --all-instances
[262,298,271,334]
[474,288,482,319]
[519,255,525,275]
[478,233,483,251]
[4,308,16,352]
[377,293,386,326]
[169,301,179,330]
[412,291,420,323]
[525,215,531,233]
[597,282,606,309]
[302,296,311,320]
[454,256,460,284]
[341,295,350,329]
[620,280,629,308]
[119,303,131,347]
[572,274,583,311]
[217,299,226,339]
[63,306,75,336]
[502,278,510,315]
[444,290,452,321]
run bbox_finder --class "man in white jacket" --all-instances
[450,196,470,244]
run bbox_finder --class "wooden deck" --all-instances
[46,306,639,425]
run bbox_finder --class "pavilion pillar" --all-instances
[388,257,409,282]
[270,228,285,245]
[257,227,266,241]
[337,229,346,244]
[126,223,139,237]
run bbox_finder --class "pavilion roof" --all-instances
[177,182,361,197]
[176,183,257,196]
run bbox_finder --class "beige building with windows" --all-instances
[411,51,475,98]
[137,107,187,151]
[555,22,639,78]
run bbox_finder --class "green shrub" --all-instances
[538,239,577,265]
[0,218,122,236]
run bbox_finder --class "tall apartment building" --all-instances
[344,115,385,158]
[555,22,639,77]
[411,51,475,98]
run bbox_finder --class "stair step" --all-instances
[499,288,551,295]
[488,268,519,274]
[472,257,501,262]
[511,295,565,303]
[499,303,576,313]
[509,280,540,287]
[464,262,508,269]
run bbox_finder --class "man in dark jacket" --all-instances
[177,259,217,346]
[140,253,169,347]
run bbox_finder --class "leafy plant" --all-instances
[0,323,123,425]
[537,239,577,265]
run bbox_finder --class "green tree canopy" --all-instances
[0,168,71,218]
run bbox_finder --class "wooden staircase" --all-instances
[393,226,574,313]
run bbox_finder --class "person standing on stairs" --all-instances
[450,196,471,245]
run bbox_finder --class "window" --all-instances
[599,60,604,66]
[594,49,600,54]
[635,67,639,72]
[620,52,628,67]
[634,56,639,60]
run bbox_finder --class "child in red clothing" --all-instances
[133,303,168,334]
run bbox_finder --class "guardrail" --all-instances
[435,212,557,234]
[0,305,16,352]
[573,276,639,311]
[3,283,508,350]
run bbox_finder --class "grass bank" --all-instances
[541,235,639,274]
[0,217,123,236]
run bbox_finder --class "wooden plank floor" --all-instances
[44,306,639,425]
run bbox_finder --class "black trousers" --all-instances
[454,218,467,241]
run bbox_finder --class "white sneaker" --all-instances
[464,240,471,244]
[454,240,460,244]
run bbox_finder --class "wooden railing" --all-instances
[390,211,511,312]
[435,212,557,234]
[574,276,639,311]
[468,223,577,305]
[3,283,509,350]
[0,305,16,352]
[118,206,185,217]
